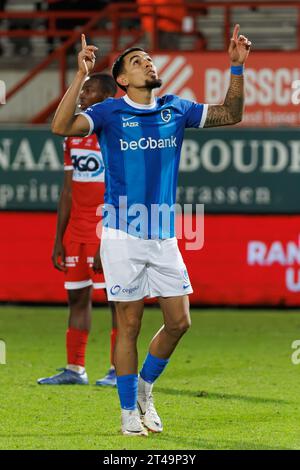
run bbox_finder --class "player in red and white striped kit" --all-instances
[38,73,118,386]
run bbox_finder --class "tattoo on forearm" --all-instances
[204,75,244,128]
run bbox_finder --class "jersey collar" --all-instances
[123,94,157,110]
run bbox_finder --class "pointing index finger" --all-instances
[81,33,87,49]
[232,24,240,42]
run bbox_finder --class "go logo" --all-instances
[72,153,104,177]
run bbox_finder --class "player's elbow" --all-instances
[229,110,243,125]
[231,115,242,125]
[51,121,67,136]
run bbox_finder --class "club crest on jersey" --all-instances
[72,153,104,177]
[161,108,172,123]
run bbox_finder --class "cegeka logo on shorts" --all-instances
[110,284,139,296]
[247,235,300,292]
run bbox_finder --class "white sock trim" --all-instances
[138,375,153,396]
[66,364,86,374]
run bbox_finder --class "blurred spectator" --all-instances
[6,0,38,56]
[181,7,208,51]
[46,0,109,54]
[138,0,186,50]
[0,1,8,55]
[111,0,140,31]
[194,31,207,50]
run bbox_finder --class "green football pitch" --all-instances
[0,305,300,450]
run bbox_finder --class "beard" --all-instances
[144,78,163,90]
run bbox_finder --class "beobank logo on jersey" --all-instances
[120,136,177,152]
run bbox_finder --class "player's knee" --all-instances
[177,317,191,335]
[122,316,141,340]
[116,303,142,340]
[117,313,141,340]
[181,316,192,333]
[121,318,141,341]
[68,290,90,313]
[167,317,191,338]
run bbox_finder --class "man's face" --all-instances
[78,78,107,110]
[118,51,162,91]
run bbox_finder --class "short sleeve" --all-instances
[80,102,106,136]
[181,99,208,129]
[63,138,73,171]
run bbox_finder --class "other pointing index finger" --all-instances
[81,33,87,49]
[232,24,240,41]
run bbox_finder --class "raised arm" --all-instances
[52,34,98,136]
[204,24,251,128]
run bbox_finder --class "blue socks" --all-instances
[116,374,138,410]
[116,354,170,410]
[140,352,169,384]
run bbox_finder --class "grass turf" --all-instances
[0,306,300,450]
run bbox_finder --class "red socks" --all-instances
[66,327,117,368]
[110,328,118,367]
[66,328,89,367]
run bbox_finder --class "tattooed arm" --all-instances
[204,24,251,128]
[204,75,244,127]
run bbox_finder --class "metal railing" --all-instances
[1,1,299,122]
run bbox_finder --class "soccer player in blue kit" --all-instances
[52,25,251,436]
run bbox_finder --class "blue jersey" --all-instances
[81,94,208,239]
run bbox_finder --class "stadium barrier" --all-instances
[0,127,299,213]
[1,127,299,305]
[0,212,299,306]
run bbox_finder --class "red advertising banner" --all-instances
[1,212,299,306]
[112,52,300,127]
[179,214,300,306]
